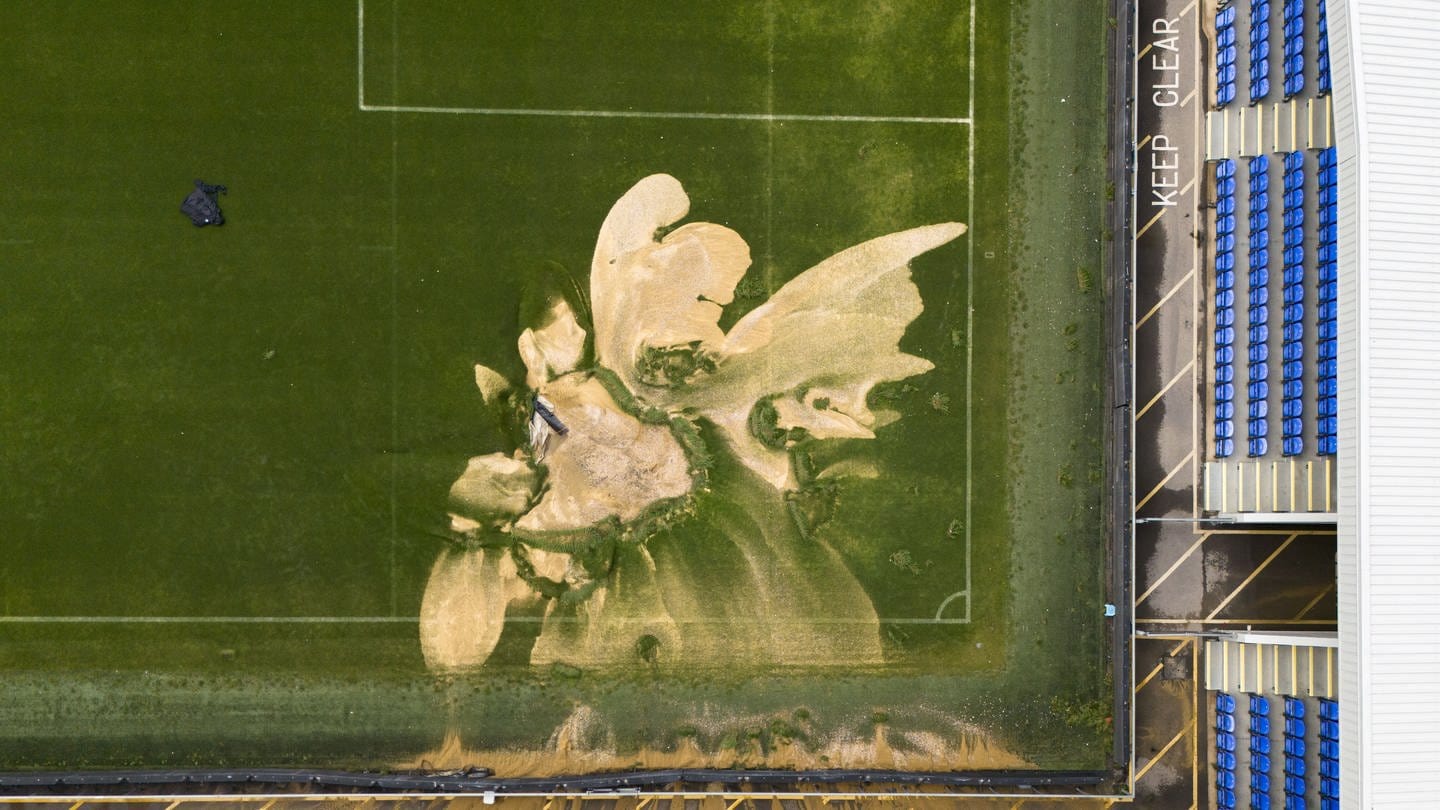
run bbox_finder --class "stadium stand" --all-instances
[1213,692,1337,810]
[1247,155,1270,455]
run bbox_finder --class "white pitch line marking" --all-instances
[355,1,971,126]
[360,102,972,126]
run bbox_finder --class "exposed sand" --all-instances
[399,714,1031,776]
[586,173,965,490]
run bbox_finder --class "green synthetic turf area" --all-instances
[0,0,1110,772]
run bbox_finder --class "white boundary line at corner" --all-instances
[356,0,973,126]
[964,0,976,626]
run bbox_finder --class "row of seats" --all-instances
[1249,694,1273,809]
[1216,692,1239,809]
[1248,0,1272,101]
[1319,699,1339,808]
[1215,157,1239,457]
[1217,6,1240,106]
[1316,147,1338,456]
[1282,0,1306,98]
[1282,696,1308,809]
[1277,151,1305,456]
[1317,0,1332,93]
[1247,153,1272,454]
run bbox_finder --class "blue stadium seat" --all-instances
[1320,435,1337,455]
[1283,265,1305,286]
[1321,799,1338,810]
[1318,378,1337,398]
[1252,154,1270,173]
[1252,77,1270,98]
[1283,418,1301,437]
[1282,399,1302,418]
[1320,281,1338,302]
[1285,735,1307,758]
[1320,758,1340,779]
[1217,437,1236,457]
[1217,289,1235,308]
[1217,307,1235,327]
[1248,344,1267,363]
[1286,755,1306,775]
[1321,778,1339,799]
[1248,437,1268,457]
[1318,397,1336,416]
[1218,270,1236,290]
[1319,739,1339,759]
[1218,233,1236,253]
[1218,215,1236,235]
[1318,340,1337,359]
[1251,695,1270,715]
[1218,6,1236,28]
[1217,401,1235,420]
[1286,711,1306,731]
[1251,772,1271,794]
[1283,322,1303,342]
[1253,794,1272,810]
[1320,416,1338,435]
[1218,788,1237,809]
[1248,361,1267,381]
[1285,775,1306,796]
[1319,700,1339,722]
[1283,360,1303,381]
[1285,796,1307,810]
[1319,300,1337,321]
[1250,400,1269,419]
[1218,769,1237,789]
[1282,284,1303,305]
[1217,382,1235,402]
[1283,380,1303,400]
[1249,381,1269,401]
[1217,251,1236,272]
[1219,177,1236,197]
[1250,208,1269,229]
[1218,197,1236,216]
[1218,159,1236,178]
[1252,288,1269,308]
[1282,341,1303,361]
[1319,358,1337,377]
[1252,747,1271,770]
[1282,436,1302,456]
[1218,345,1235,365]
[1251,734,1271,754]
[1216,420,1234,439]
[1219,26,1236,47]
[1219,750,1237,771]
[1284,246,1304,266]
[1250,324,1269,344]
[1321,720,1340,740]
[1249,417,1267,438]
[1284,189,1304,210]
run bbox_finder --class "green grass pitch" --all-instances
[0,0,1111,772]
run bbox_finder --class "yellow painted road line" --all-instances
[1138,360,1196,420]
[1206,533,1300,620]
[1137,208,1167,239]
[1135,719,1194,782]
[1136,532,1211,605]
[1138,42,1154,61]
[1180,88,1198,108]
[1294,582,1336,620]
[1137,451,1195,511]
[1138,134,1153,152]
[1137,268,1195,329]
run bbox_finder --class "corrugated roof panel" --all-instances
[1335,0,1440,806]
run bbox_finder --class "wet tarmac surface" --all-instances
[1125,0,1337,806]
